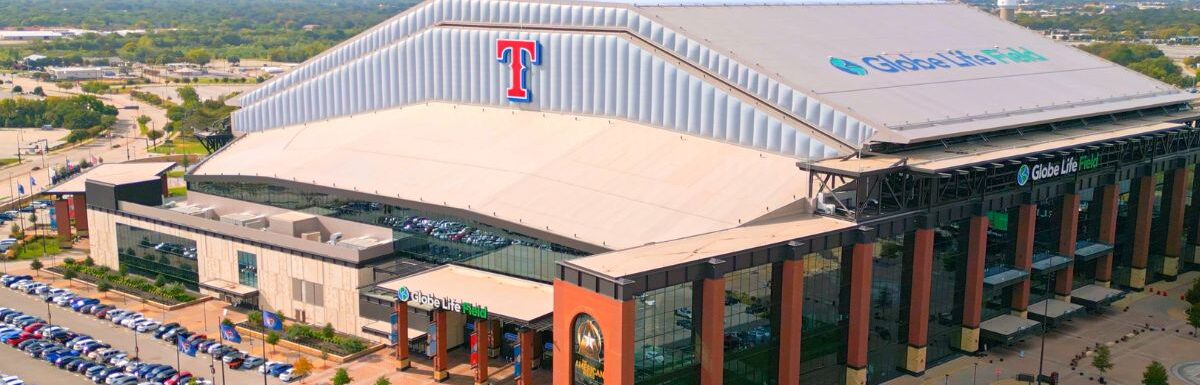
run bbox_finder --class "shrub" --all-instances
[83,257,94,266]
[248,311,263,327]
[331,368,352,385]
[63,258,76,265]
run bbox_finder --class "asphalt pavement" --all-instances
[0,283,281,385]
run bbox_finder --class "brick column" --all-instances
[1096,184,1119,287]
[474,319,489,385]
[432,309,449,382]
[903,225,934,374]
[516,329,535,385]
[960,214,987,353]
[697,276,726,385]
[776,254,805,385]
[70,194,87,232]
[553,280,636,385]
[1190,166,1200,265]
[1162,167,1188,280]
[1130,176,1155,290]
[54,198,71,245]
[1055,194,1081,299]
[1011,204,1035,317]
[846,239,874,385]
[394,301,411,370]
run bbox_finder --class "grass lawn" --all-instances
[168,186,187,197]
[0,158,18,168]
[13,237,60,260]
[150,137,208,155]
[166,170,185,178]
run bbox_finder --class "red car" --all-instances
[23,322,45,333]
[6,334,31,346]
[164,371,193,385]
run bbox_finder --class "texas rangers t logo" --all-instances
[495,38,541,103]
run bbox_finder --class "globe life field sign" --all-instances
[397,286,489,319]
[829,47,1048,76]
[1016,153,1100,186]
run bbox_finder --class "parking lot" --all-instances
[0,277,287,385]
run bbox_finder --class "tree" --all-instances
[1092,345,1113,377]
[154,274,166,287]
[221,318,233,327]
[292,357,313,377]
[265,331,280,354]
[28,258,42,276]
[11,85,21,93]
[184,48,212,66]
[226,56,240,66]
[62,269,77,288]
[83,256,94,266]
[57,82,75,90]
[9,224,19,238]
[322,323,335,339]
[97,281,112,299]
[31,86,43,96]
[1143,361,1168,385]
[331,368,352,385]
[146,130,164,145]
[248,311,263,327]
[374,376,391,385]
[1186,277,1200,304]
[1188,302,1200,337]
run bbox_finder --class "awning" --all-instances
[362,320,427,344]
[45,162,175,195]
[1074,240,1114,262]
[1028,299,1085,322]
[981,314,1041,344]
[1031,253,1073,273]
[984,265,1030,290]
[199,279,259,297]
[1070,284,1126,308]
[374,265,553,326]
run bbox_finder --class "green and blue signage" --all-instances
[396,286,489,319]
[830,47,1048,76]
[1015,153,1100,186]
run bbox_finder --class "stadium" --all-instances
[68,0,1200,384]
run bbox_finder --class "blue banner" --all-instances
[262,311,283,331]
[514,344,522,379]
[220,324,242,344]
[178,335,197,357]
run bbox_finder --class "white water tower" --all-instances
[998,0,1018,21]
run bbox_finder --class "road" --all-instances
[0,285,282,385]
[0,74,164,207]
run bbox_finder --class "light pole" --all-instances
[45,301,51,326]
[1035,271,1054,385]
[973,362,979,385]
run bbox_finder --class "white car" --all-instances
[258,361,283,374]
[106,373,134,385]
[135,321,160,333]
[70,338,96,350]
[119,314,145,327]
[279,369,304,382]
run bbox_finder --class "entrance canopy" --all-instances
[981,314,1040,345]
[376,265,553,327]
[45,162,174,195]
[1071,284,1126,308]
[1028,299,1085,322]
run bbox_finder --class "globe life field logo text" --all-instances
[1016,153,1100,186]
[829,47,1048,76]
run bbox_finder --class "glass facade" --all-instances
[237,251,258,288]
[115,223,200,290]
[982,209,1017,322]
[1113,173,1167,287]
[191,181,587,282]
[1113,179,1134,287]
[927,221,963,367]
[723,263,776,384]
[1074,187,1100,287]
[632,282,698,385]
[800,247,846,385]
[867,234,905,384]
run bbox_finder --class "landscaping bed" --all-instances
[47,258,199,305]
[237,319,373,357]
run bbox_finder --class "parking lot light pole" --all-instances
[45,300,51,325]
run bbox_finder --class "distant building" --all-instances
[302,24,320,31]
[21,54,47,63]
[0,30,63,41]
[46,66,107,80]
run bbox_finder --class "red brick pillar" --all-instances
[904,226,934,374]
[516,329,535,385]
[70,194,87,232]
[432,309,449,382]
[552,280,636,385]
[1162,167,1188,280]
[698,276,726,385]
[846,239,874,385]
[1096,184,1118,286]
[776,254,805,385]
[474,319,489,385]
[1190,166,1200,265]
[54,198,71,244]
[1130,176,1155,290]
[394,301,411,370]
[1055,194,1081,298]
[1011,204,1036,317]
[960,214,987,353]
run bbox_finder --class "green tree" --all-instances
[11,85,21,93]
[146,130,163,145]
[176,86,199,106]
[265,331,280,354]
[1143,361,1168,385]
[1186,277,1200,304]
[221,318,233,327]
[322,323,335,339]
[1188,302,1200,337]
[8,223,19,238]
[374,376,391,385]
[62,268,77,288]
[31,87,43,96]
[331,368,352,385]
[97,281,112,299]
[56,82,74,90]
[184,48,213,66]
[1092,345,1113,376]
[28,258,42,276]
[83,256,94,266]
[248,311,263,327]
[154,273,166,287]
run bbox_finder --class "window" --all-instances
[292,278,304,301]
[237,251,258,288]
[115,223,199,290]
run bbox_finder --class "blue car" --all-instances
[269,364,293,376]
[71,298,99,312]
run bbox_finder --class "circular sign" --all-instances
[396,286,411,302]
[829,57,868,76]
[1016,164,1031,186]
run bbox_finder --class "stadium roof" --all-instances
[46,162,174,195]
[194,103,814,250]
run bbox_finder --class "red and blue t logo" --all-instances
[496,38,541,103]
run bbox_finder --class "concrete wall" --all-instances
[87,208,372,338]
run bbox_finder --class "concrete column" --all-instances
[394,301,411,370]
[474,319,490,385]
[432,309,449,382]
[697,277,726,385]
[1130,175,1155,290]
[960,214,987,353]
[846,240,874,385]
[1162,167,1188,280]
[516,329,535,385]
[1096,184,1119,286]
[54,198,71,245]
[776,256,805,385]
[904,226,934,374]
[70,194,87,231]
[1011,204,1035,317]
[1055,194,1081,299]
